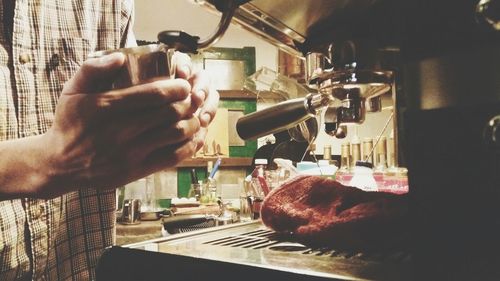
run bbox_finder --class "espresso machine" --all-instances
[96,1,500,280]
[230,0,500,279]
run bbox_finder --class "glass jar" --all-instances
[200,177,218,204]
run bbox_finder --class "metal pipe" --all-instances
[197,0,238,49]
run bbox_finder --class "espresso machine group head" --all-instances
[306,41,394,138]
[235,39,394,141]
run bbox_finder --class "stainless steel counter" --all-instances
[98,221,411,281]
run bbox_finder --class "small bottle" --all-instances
[239,190,253,222]
[362,137,374,164]
[349,161,378,192]
[382,132,399,193]
[188,181,202,202]
[323,145,332,161]
[201,160,218,204]
[253,159,269,196]
[336,141,352,184]
[340,142,351,170]
[201,178,218,204]
[387,131,397,170]
[374,136,388,172]
[351,138,362,168]
[208,178,218,203]
[374,136,388,188]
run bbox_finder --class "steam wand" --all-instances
[157,0,244,53]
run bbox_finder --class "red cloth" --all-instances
[261,175,409,250]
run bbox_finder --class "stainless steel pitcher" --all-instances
[89,44,176,89]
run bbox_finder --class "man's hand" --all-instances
[35,51,213,198]
[173,52,220,151]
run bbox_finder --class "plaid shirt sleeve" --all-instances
[120,0,137,48]
[0,0,135,280]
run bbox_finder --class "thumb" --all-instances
[63,52,126,94]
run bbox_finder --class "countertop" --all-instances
[115,204,221,245]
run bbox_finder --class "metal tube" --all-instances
[197,0,238,49]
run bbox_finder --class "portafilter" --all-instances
[236,69,393,141]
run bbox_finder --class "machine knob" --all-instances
[483,115,500,150]
[476,0,500,30]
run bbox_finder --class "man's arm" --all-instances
[0,0,219,201]
[0,52,201,200]
[0,135,53,199]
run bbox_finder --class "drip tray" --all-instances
[203,228,411,262]
[97,221,412,281]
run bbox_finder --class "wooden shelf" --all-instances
[217,89,257,100]
[177,157,253,168]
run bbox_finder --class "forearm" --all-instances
[0,135,51,200]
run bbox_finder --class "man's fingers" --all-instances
[142,139,198,173]
[129,116,200,153]
[198,88,219,127]
[173,52,192,79]
[95,79,193,113]
[63,52,126,93]
[193,127,208,151]
[189,69,210,108]
[107,97,197,142]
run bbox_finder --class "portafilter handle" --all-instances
[236,95,320,140]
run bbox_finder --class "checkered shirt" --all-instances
[0,0,135,280]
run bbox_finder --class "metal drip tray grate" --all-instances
[204,229,283,249]
[117,221,412,281]
[203,228,411,264]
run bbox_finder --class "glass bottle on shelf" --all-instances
[362,137,374,164]
[336,141,352,185]
[252,158,270,196]
[200,160,219,204]
[382,131,409,194]
[387,131,396,170]
[350,135,362,168]
[187,180,202,202]
[323,144,332,161]
[374,136,388,189]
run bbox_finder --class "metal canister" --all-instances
[351,140,361,167]
[323,144,332,160]
[89,44,175,89]
[340,142,351,170]
[376,136,388,169]
[363,137,374,164]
